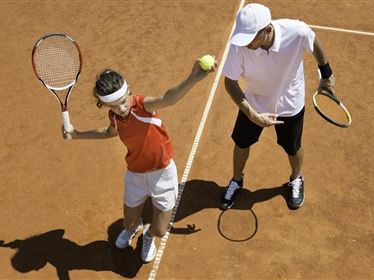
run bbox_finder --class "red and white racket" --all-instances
[32,32,82,136]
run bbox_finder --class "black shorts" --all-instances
[231,107,305,156]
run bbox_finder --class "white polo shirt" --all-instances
[223,19,315,117]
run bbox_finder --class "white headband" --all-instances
[98,81,128,103]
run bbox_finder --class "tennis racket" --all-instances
[31,32,82,136]
[312,88,352,128]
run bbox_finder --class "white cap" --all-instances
[230,3,271,46]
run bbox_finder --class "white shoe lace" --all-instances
[115,230,134,248]
[224,181,240,200]
[121,230,134,242]
[143,234,154,248]
[289,177,302,198]
[142,233,155,260]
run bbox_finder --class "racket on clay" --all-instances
[312,87,352,128]
[31,32,82,138]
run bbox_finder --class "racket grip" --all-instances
[62,111,74,134]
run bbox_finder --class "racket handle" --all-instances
[62,111,73,140]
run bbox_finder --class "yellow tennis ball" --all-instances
[199,55,215,71]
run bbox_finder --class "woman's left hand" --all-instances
[190,57,217,81]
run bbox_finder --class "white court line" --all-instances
[308,24,374,37]
[147,1,246,279]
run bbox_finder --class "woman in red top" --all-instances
[64,57,216,263]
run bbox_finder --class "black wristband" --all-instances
[318,62,332,79]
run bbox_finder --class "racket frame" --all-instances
[31,32,82,133]
[312,89,352,128]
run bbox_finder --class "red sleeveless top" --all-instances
[109,95,175,173]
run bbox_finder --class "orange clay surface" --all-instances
[0,1,373,279]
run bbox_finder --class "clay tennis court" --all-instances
[1,1,373,279]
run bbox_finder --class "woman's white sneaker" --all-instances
[115,220,143,249]
[141,224,156,263]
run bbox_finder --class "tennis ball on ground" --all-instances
[199,55,215,71]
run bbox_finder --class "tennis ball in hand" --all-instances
[199,55,215,71]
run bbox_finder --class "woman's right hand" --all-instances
[61,125,76,140]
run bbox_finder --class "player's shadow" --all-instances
[0,180,288,279]
[176,179,289,220]
[0,219,143,280]
[175,180,289,224]
[140,179,289,234]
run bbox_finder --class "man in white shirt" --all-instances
[220,3,335,210]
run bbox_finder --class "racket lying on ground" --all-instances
[31,32,82,136]
[312,88,352,128]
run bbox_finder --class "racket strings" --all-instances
[314,93,350,125]
[33,36,81,89]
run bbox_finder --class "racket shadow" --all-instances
[0,220,144,279]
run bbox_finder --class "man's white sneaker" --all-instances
[219,176,243,210]
[141,224,156,263]
[115,220,143,249]
[287,174,305,209]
